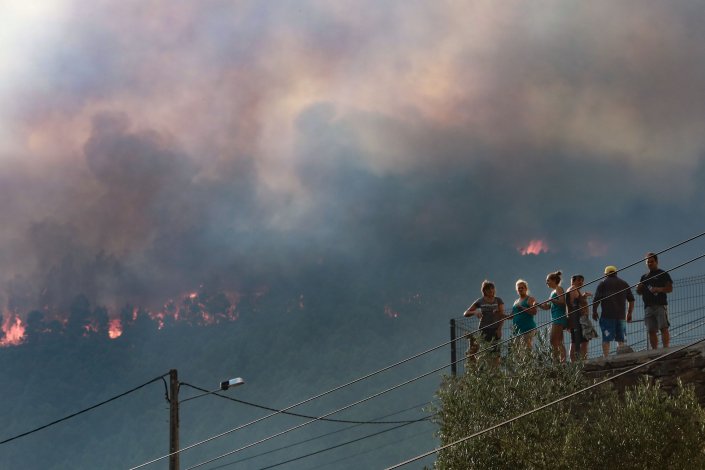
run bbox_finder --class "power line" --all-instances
[130,234,705,469]
[302,427,433,470]
[182,251,705,470]
[385,334,705,469]
[260,417,430,470]
[180,383,428,425]
[0,373,169,446]
[205,402,431,470]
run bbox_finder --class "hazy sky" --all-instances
[2,0,705,314]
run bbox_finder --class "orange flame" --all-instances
[108,318,123,339]
[0,286,257,347]
[519,239,549,256]
[1,314,26,347]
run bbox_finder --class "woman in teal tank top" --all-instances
[512,279,537,347]
[538,270,567,362]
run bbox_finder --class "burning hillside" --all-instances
[0,286,271,347]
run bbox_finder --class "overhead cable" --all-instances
[259,418,430,470]
[205,401,431,470]
[0,373,169,446]
[180,382,429,425]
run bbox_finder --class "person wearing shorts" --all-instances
[538,271,567,362]
[636,253,673,349]
[592,265,634,357]
[567,274,592,361]
[512,279,538,348]
[464,280,506,344]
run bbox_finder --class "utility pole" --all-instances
[169,369,180,470]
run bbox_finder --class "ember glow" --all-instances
[108,318,123,339]
[519,240,549,256]
[1,314,26,346]
[384,305,400,319]
[0,287,255,347]
[587,239,609,257]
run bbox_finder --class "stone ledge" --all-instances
[583,343,705,404]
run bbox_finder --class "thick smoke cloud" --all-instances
[2,0,705,315]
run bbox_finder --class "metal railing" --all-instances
[450,274,705,375]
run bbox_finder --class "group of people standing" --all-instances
[463,253,673,362]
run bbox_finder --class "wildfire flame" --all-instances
[519,239,549,256]
[0,285,274,347]
[108,318,123,339]
[1,314,26,346]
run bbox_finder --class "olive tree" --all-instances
[431,335,705,469]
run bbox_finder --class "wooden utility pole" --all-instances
[169,369,180,470]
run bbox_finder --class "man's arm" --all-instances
[627,300,634,323]
[592,283,602,320]
[653,281,673,294]
[592,301,600,321]
[636,272,648,295]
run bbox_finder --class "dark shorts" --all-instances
[644,305,669,332]
[570,326,588,345]
[481,328,501,343]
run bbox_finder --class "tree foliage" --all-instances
[431,335,705,469]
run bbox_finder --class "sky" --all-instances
[1,0,705,466]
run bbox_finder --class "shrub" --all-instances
[431,334,705,469]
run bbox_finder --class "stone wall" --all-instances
[583,343,705,404]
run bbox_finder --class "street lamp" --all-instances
[220,377,245,391]
[169,370,245,470]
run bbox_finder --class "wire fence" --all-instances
[450,274,705,375]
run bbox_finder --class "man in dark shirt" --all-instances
[592,265,635,357]
[636,253,673,349]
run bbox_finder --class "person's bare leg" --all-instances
[648,331,658,349]
[569,342,577,362]
[580,341,588,360]
[602,342,610,357]
[551,325,566,362]
[661,328,670,348]
[560,343,566,362]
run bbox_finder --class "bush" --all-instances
[431,334,705,469]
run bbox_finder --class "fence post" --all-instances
[450,319,457,376]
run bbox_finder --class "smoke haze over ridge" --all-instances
[2,1,705,316]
